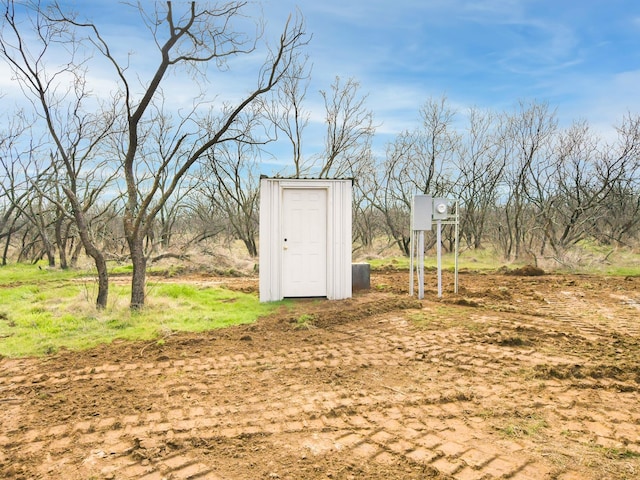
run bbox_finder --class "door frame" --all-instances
[259,178,352,302]
[280,186,328,297]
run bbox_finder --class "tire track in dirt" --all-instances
[1,273,640,479]
[0,315,544,478]
[0,317,586,478]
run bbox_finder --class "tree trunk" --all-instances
[2,232,11,265]
[2,216,20,265]
[58,243,68,269]
[70,240,81,268]
[64,187,108,308]
[243,237,258,257]
[79,239,108,309]
[129,235,147,310]
[94,252,109,308]
[74,234,108,309]
[395,234,410,257]
[54,216,68,269]
[44,243,56,267]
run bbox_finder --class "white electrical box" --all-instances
[432,198,449,220]
[412,195,432,230]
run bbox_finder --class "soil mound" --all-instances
[503,264,545,276]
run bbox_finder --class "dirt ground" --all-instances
[1,268,640,480]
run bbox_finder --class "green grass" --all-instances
[598,446,640,460]
[498,414,548,438]
[367,256,410,270]
[553,241,640,276]
[109,263,180,276]
[0,262,78,284]
[0,263,279,358]
[598,249,640,276]
[367,245,640,276]
[367,248,528,272]
[294,313,316,330]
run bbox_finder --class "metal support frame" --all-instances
[410,198,459,299]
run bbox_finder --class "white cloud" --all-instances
[3,0,640,161]
[586,69,640,129]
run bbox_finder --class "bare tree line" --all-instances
[1,2,639,311]
[0,0,308,309]
[359,98,639,262]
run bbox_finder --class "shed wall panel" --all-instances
[259,178,352,302]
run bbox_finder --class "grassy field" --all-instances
[0,264,280,358]
[366,244,640,276]
[1,244,638,358]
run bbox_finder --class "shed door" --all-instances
[282,188,327,297]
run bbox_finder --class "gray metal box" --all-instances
[432,198,449,220]
[352,263,370,291]
[412,195,432,230]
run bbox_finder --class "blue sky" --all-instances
[259,0,640,137]
[3,0,640,166]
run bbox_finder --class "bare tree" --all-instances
[0,184,25,266]
[594,113,640,246]
[0,124,59,267]
[501,100,557,260]
[526,121,601,256]
[197,112,262,257]
[598,177,640,247]
[3,1,307,309]
[375,130,422,255]
[416,95,460,195]
[22,182,56,266]
[154,182,195,251]
[369,96,460,256]
[455,107,508,249]
[89,2,306,309]
[0,120,30,265]
[0,175,48,266]
[267,56,311,177]
[317,76,375,178]
[180,198,227,250]
[502,112,639,261]
[351,149,382,251]
[1,1,122,307]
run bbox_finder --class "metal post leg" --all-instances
[437,220,442,298]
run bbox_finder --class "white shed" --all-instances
[259,177,352,302]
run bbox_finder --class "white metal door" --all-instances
[282,188,327,297]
